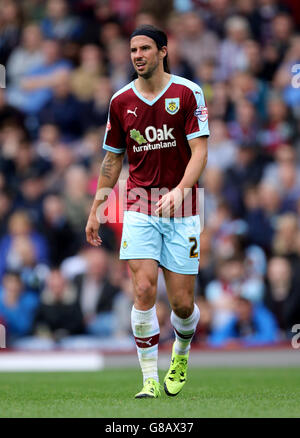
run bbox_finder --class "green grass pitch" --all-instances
[0,368,299,418]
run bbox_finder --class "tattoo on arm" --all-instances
[101,154,114,178]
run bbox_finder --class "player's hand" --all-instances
[85,213,102,247]
[155,187,183,217]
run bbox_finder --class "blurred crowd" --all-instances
[0,0,300,350]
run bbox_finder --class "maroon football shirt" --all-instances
[103,74,209,216]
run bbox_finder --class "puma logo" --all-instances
[136,337,152,346]
[127,107,138,117]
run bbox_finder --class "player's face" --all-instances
[130,35,161,79]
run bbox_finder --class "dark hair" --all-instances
[130,25,170,78]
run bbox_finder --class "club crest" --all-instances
[165,98,180,115]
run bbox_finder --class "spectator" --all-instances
[0,270,39,343]
[270,13,294,61]
[224,142,265,216]
[209,81,232,120]
[111,264,134,339]
[209,296,279,347]
[264,257,300,336]
[178,12,220,70]
[259,96,296,154]
[229,70,269,119]
[0,0,22,65]
[1,139,50,195]
[207,119,237,171]
[44,144,74,193]
[203,167,225,224]
[194,59,217,104]
[6,24,44,88]
[34,123,61,161]
[63,165,91,241]
[15,170,47,225]
[273,213,299,257]
[263,144,300,212]
[245,182,281,252]
[0,189,14,238]
[82,77,112,131]
[33,268,85,341]
[39,71,84,142]
[41,194,79,266]
[217,16,250,80]
[0,210,49,280]
[206,0,233,39]
[0,89,25,132]
[106,38,132,92]
[71,45,106,102]
[205,254,264,331]
[0,0,299,349]
[167,37,194,82]
[7,38,72,115]
[273,35,300,116]
[73,247,120,336]
[41,0,83,42]
[228,99,259,145]
[5,234,48,293]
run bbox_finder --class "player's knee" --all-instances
[134,278,156,306]
[172,298,194,319]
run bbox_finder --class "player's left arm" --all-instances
[177,135,208,192]
[155,136,208,216]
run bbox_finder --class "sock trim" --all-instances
[174,328,194,340]
[134,333,160,348]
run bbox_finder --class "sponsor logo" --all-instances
[165,98,180,115]
[130,124,176,152]
[131,125,174,144]
[130,129,147,145]
[194,105,208,122]
[127,107,138,117]
[106,120,111,131]
[122,240,128,249]
[130,125,176,153]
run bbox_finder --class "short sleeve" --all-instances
[103,98,126,154]
[184,86,210,141]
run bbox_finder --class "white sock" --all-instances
[131,305,160,383]
[170,304,200,355]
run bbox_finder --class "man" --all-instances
[86,25,209,398]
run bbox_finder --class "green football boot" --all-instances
[164,343,189,397]
[135,378,161,399]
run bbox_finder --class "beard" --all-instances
[135,59,159,79]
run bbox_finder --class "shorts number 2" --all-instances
[189,237,198,258]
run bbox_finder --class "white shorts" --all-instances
[120,211,200,274]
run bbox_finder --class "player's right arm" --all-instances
[85,151,124,247]
[86,93,126,246]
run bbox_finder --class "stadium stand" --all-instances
[0,0,300,353]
